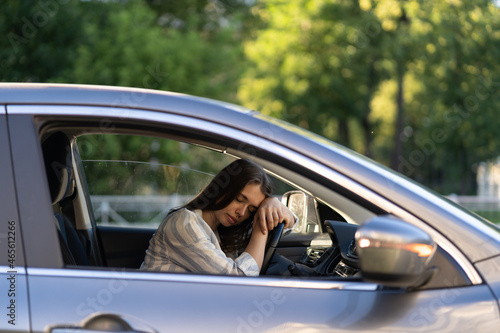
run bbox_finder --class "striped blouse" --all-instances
[140,208,259,276]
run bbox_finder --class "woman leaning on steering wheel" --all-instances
[140,158,296,276]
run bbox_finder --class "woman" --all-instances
[140,158,295,276]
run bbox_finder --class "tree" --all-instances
[144,0,254,34]
[238,0,387,154]
[240,0,500,195]
[1,0,252,192]
[57,0,245,102]
[59,0,249,187]
[398,0,500,193]
[0,0,84,82]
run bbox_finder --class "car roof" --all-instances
[0,82,254,117]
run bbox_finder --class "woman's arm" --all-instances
[242,219,268,270]
[243,197,297,270]
[143,209,260,276]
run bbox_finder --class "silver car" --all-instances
[1,83,499,332]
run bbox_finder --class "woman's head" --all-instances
[184,158,273,253]
[185,158,273,213]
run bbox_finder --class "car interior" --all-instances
[43,131,101,267]
[39,127,471,288]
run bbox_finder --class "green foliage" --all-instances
[238,0,387,152]
[239,0,500,194]
[1,0,247,102]
[2,0,500,196]
[0,0,83,82]
[398,0,500,193]
[78,134,235,195]
[144,0,254,34]
[53,0,244,102]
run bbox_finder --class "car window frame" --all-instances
[0,107,31,332]
[6,104,482,287]
[7,112,63,268]
[0,107,27,269]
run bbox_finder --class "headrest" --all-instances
[42,132,74,205]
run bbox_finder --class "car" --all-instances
[1,82,499,333]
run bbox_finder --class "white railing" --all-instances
[447,194,500,210]
[90,194,191,226]
[447,194,500,222]
[89,194,500,226]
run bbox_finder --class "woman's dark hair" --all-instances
[184,158,273,253]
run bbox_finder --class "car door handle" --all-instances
[49,313,157,333]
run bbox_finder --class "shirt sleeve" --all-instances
[146,209,259,276]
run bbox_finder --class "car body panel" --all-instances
[0,83,499,332]
[0,109,30,332]
[0,269,30,332]
[26,268,499,333]
[0,108,26,267]
[475,255,500,312]
[7,114,62,268]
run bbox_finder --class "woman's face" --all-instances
[214,183,266,228]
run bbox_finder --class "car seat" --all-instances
[43,131,90,266]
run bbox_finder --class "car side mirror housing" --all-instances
[355,216,437,289]
[281,191,320,233]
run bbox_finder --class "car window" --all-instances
[77,134,302,229]
[78,134,235,227]
[37,114,463,290]
[82,160,215,226]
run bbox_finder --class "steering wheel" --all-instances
[260,222,284,274]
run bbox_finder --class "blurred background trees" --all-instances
[238,0,500,195]
[1,0,500,197]
[0,0,84,81]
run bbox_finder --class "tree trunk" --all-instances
[362,61,377,158]
[338,117,350,148]
[390,60,405,171]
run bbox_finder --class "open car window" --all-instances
[71,133,381,278]
[78,134,235,227]
[30,113,468,292]
[77,134,309,230]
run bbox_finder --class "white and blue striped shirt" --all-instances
[140,208,259,276]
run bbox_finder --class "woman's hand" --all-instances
[254,197,296,235]
[246,197,296,270]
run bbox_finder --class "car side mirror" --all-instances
[355,216,437,289]
[281,191,320,233]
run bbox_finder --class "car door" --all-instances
[7,103,500,332]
